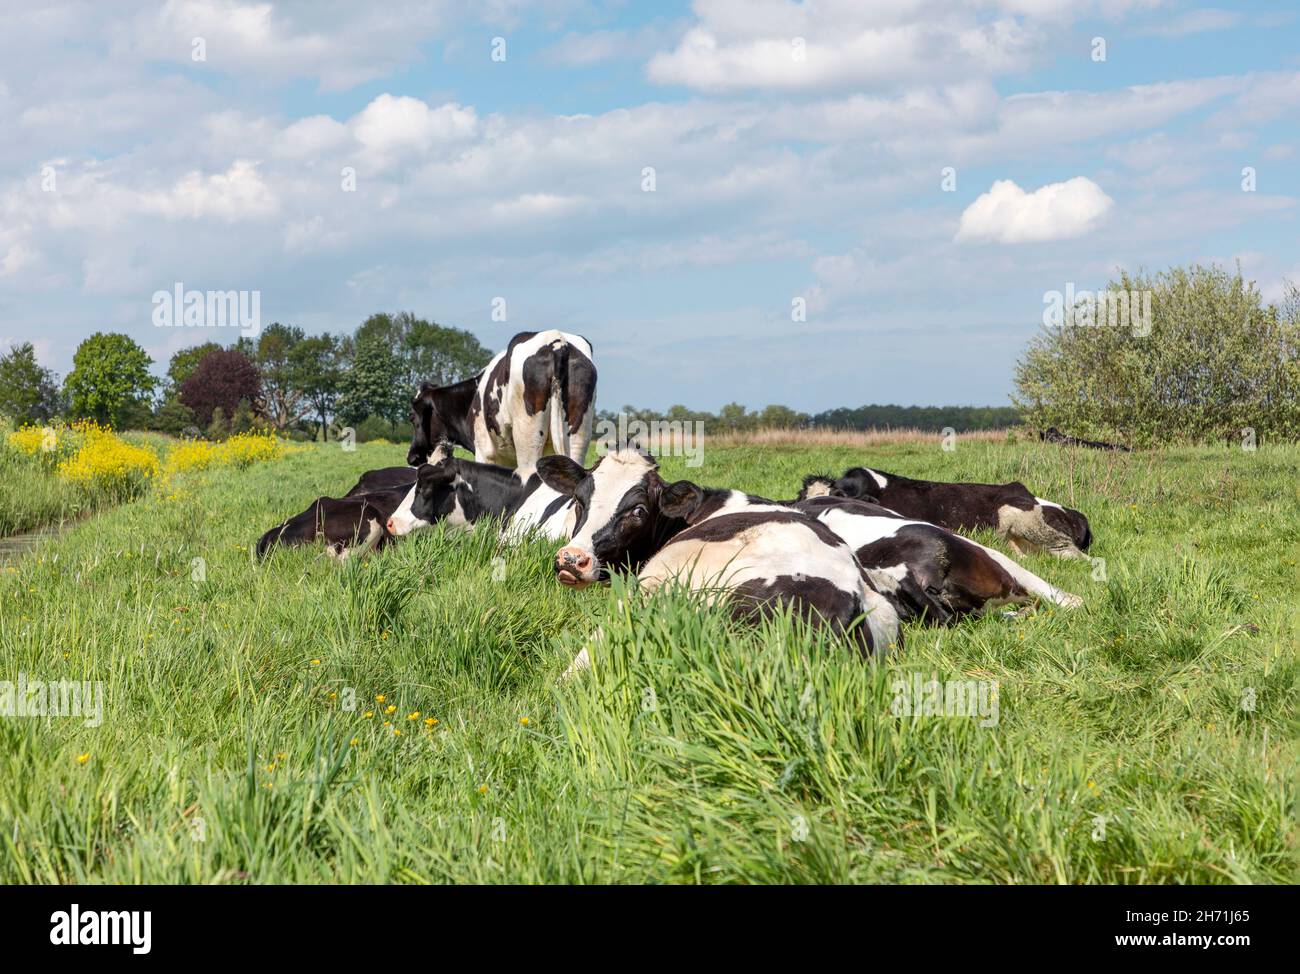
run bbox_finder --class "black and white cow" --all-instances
[799,468,1092,559]
[535,449,909,658]
[407,330,596,476]
[255,465,420,559]
[385,441,572,542]
[792,495,1082,616]
[255,491,406,560]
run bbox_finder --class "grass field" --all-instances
[0,435,1295,883]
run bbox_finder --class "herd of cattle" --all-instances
[256,329,1095,659]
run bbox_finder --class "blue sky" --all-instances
[0,0,1296,411]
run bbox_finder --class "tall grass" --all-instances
[0,438,1294,883]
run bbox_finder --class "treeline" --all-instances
[601,403,1018,432]
[0,312,492,442]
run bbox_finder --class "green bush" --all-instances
[1013,265,1300,446]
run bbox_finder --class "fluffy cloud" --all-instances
[956,177,1114,244]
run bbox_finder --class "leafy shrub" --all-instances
[1014,264,1300,445]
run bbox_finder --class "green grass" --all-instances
[0,438,1295,883]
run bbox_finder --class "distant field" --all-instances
[0,435,1295,883]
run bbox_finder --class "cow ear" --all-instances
[536,455,586,496]
[417,462,455,487]
[659,480,704,520]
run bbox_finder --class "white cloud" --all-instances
[956,177,1114,244]
[350,95,478,158]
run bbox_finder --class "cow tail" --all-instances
[548,339,571,460]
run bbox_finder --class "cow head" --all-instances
[796,474,843,501]
[386,441,456,536]
[407,383,449,466]
[536,448,693,588]
[829,467,883,502]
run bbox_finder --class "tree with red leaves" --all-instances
[178,348,262,429]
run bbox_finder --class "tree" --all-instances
[253,323,311,431]
[150,394,197,436]
[290,334,342,440]
[179,348,262,428]
[758,404,809,429]
[65,332,156,428]
[167,342,223,390]
[1013,263,1300,444]
[0,342,63,423]
[337,336,407,427]
[404,318,493,386]
[356,311,493,389]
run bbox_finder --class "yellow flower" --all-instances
[76,753,90,765]
[393,728,402,736]
[423,717,437,727]
[519,716,530,726]
[328,691,337,700]
[349,737,360,746]
[478,785,488,795]
[407,711,420,720]
[363,710,374,718]
[375,694,386,702]
[384,705,397,714]
[310,659,321,666]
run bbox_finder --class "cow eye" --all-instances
[630,505,648,519]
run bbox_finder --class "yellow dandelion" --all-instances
[407,711,421,720]
[384,704,397,714]
[393,728,402,736]
[76,753,90,765]
[350,737,360,746]
[328,691,338,700]
[363,710,374,718]
[310,659,321,666]
[375,694,386,702]
[478,784,488,795]
[424,717,437,727]
[519,716,530,726]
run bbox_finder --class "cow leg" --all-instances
[567,408,594,465]
[970,541,1082,608]
[511,414,549,478]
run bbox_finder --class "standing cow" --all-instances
[407,330,596,477]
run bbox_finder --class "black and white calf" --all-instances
[792,495,1082,616]
[255,465,421,559]
[385,442,572,541]
[536,450,908,658]
[407,329,596,476]
[799,468,1092,559]
[256,491,406,560]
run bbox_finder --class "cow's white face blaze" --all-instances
[536,449,662,588]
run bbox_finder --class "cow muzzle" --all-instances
[555,546,598,588]
[406,448,427,467]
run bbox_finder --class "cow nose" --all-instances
[406,451,422,466]
[386,518,396,534]
[556,546,592,573]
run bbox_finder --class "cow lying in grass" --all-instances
[536,449,913,658]
[798,468,1092,559]
[256,463,420,559]
[255,489,410,560]
[792,494,1082,615]
[385,442,573,541]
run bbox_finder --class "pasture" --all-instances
[0,435,1295,883]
